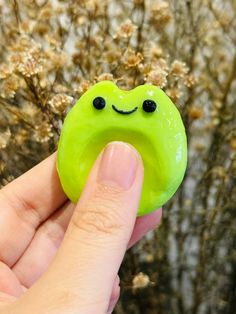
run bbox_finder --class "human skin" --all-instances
[0,141,162,313]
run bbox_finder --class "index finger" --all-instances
[1,152,67,224]
[0,152,67,266]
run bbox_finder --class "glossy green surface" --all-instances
[57,81,187,216]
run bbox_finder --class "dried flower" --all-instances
[138,63,152,76]
[150,1,171,26]
[34,23,50,36]
[39,4,53,20]
[218,11,232,27]
[49,94,73,114]
[153,58,169,72]
[1,175,15,187]
[188,106,204,120]
[230,138,236,151]
[212,166,226,178]
[104,48,122,63]
[144,43,163,59]
[16,53,43,78]
[213,100,223,109]
[184,74,197,87]
[53,84,70,94]
[96,73,114,82]
[84,0,106,16]
[212,117,220,126]
[132,272,150,290]
[116,20,137,39]
[33,122,53,143]
[1,76,19,98]
[20,20,34,33]
[122,49,143,68]
[0,160,5,173]
[13,128,29,146]
[166,88,182,101]
[170,60,189,78]
[145,69,168,88]
[145,253,154,263]
[0,64,12,79]
[11,35,33,52]
[21,103,41,119]
[77,80,91,94]
[46,51,69,69]
[0,129,11,149]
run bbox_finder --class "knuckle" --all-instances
[71,209,123,236]
[40,220,65,247]
[71,185,127,237]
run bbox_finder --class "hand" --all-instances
[0,141,162,314]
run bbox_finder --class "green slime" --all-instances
[57,81,187,216]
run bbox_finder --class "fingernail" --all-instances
[97,141,140,190]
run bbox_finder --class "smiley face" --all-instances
[57,81,187,216]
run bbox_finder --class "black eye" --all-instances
[142,99,157,113]
[93,96,106,110]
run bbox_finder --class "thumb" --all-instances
[14,141,143,313]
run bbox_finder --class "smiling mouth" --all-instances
[112,105,138,115]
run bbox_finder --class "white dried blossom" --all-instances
[0,64,12,79]
[170,60,189,78]
[17,53,43,77]
[0,76,19,98]
[122,49,143,68]
[116,20,137,39]
[132,272,150,290]
[49,94,74,114]
[150,0,171,25]
[145,69,168,88]
[33,123,53,143]
[96,73,114,82]
[0,129,11,149]
[21,102,40,119]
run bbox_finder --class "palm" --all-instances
[0,153,161,306]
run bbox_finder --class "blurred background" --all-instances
[0,0,235,313]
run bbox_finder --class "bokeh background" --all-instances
[0,1,235,313]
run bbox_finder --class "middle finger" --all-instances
[12,204,161,287]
